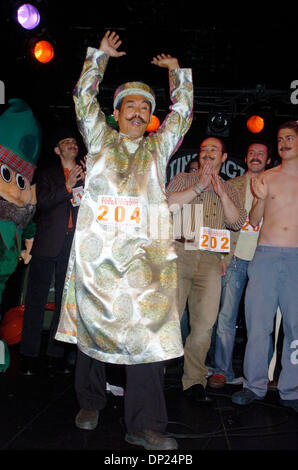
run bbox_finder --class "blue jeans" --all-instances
[213,256,249,380]
[243,245,298,400]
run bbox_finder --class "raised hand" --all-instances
[99,30,126,58]
[251,174,268,200]
[197,159,212,190]
[211,169,226,198]
[151,53,179,70]
[66,165,84,189]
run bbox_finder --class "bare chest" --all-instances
[264,173,298,236]
[267,172,298,206]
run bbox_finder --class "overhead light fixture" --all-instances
[206,111,231,137]
[33,40,54,63]
[17,3,40,30]
[246,115,265,133]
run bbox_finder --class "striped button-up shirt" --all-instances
[166,171,247,243]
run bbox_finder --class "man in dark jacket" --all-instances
[19,129,85,374]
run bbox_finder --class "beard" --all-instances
[0,196,36,229]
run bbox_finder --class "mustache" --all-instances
[280,147,291,151]
[127,115,146,124]
[249,159,262,163]
[0,196,36,229]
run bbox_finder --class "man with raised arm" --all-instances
[56,31,193,449]
[166,136,246,403]
[232,121,298,412]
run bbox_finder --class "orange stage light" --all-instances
[247,115,264,133]
[33,40,54,63]
[146,115,160,133]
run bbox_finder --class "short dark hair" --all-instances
[246,138,272,160]
[277,120,298,136]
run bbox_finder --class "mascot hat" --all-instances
[0,99,42,182]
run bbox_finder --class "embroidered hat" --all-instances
[0,99,41,183]
[113,81,156,113]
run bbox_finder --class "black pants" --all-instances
[20,233,73,358]
[75,348,168,434]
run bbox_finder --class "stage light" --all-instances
[207,112,231,137]
[33,40,54,63]
[247,115,264,133]
[146,115,160,133]
[17,3,40,30]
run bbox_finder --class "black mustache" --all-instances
[128,115,146,124]
[249,159,262,163]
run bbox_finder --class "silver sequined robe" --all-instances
[56,47,193,365]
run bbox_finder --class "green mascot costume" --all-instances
[0,98,41,315]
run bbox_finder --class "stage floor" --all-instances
[0,341,297,461]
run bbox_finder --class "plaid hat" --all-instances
[0,99,41,183]
[113,81,156,113]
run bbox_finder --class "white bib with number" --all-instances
[97,195,142,228]
[241,218,263,233]
[71,186,84,207]
[184,226,230,252]
[199,227,230,253]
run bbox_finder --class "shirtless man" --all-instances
[232,121,298,412]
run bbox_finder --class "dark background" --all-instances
[0,0,297,166]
